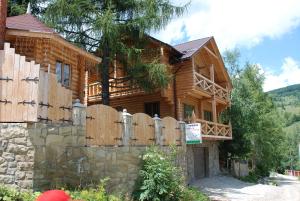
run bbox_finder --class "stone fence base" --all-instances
[0,123,187,192]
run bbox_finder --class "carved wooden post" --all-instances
[153,114,163,146]
[72,99,86,126]
[122,109,132,146]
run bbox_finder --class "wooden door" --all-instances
[193,147,209,179]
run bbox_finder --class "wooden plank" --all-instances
[11,52,21,122]
[162,117,180,145]
[27,62,40,122]
[132,113,155,145]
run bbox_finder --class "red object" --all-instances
[36,190,71,201]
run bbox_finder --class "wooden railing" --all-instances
[88,77,144,101]
[194,72,230,102]
[195,119,232,139]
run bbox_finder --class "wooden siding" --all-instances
[90,92,174,118]
[5,35,98,102]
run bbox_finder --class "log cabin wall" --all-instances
[105,92,174,118]
[5,34,98,102]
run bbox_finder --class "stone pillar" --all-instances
[122,109,132,146]
[153,114,163,146]
[72,99,86,126]
[0,0,7,50]
[178,120,186,147]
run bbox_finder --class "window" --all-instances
[56,62,62,83]
[56,61,71,87]
[144,102,160,117]
[184,104,195,119]
[63,64,70,87]
[204,110,212,121]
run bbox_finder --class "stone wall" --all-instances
[186,141,220,183]
[0,123,187,193]
[0,124,34,190]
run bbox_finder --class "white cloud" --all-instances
[154,0,300,50]
[263,57,300,92]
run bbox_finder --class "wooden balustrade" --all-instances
[194,72,230,102]
[88,78,144,101]
[195,119,232,139]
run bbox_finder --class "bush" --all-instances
[133,146,209,201]
[239,171,260,183]
[69,181,120,201]
[0,186,39,201]
[133,146,184,201]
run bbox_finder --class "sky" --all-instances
[153,0,300,92]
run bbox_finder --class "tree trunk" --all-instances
[101,41,110,105]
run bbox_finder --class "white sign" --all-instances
[186,123,202,144]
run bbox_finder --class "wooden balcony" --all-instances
[194,72,230,103]
[88,77,144,102]
[195,119,232,140]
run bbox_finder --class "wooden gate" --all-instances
[0,43,40,122]
[132,113,155,145]
[86,104,123,146]
[0,43,73,123]
[161,117,181,145]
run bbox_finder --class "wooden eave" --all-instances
[6,29,101,64]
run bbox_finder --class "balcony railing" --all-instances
[195,119,232,139]
[194,72,230,102]
[88,77,144,102]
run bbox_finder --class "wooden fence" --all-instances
[85,104,183,146]
[0,43,72,123]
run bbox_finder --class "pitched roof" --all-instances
[6,14,55,33]
[173,37,212,59]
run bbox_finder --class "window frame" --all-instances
[56,61,71,88]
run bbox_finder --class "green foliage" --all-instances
[0,185,39,201]
[8,0,47,17]
[69,183,120,201]
[239,171,260,183]
[268,84,300,170]
[43,0,189,104]
[133,146,185,201]
[181,188,209,201]
[220,50,287,176]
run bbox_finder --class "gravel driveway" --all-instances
[192,173,300,201]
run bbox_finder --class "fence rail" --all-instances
[194,72,230,102]
[195,119,232,139]
[0,43,73,123]
[88,77,144,102]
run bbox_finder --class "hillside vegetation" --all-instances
[269,84,300,170]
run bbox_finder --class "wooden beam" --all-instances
[204,46,218,59]
[209,64,215,82]
[212,96,217,123]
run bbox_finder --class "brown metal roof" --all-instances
[173,37,212,59]
[6,14,55,33]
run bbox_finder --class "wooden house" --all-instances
[4,13,100,103]
[87,37,232,140]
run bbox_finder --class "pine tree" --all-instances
[44,0,189,105]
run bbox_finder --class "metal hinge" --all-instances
[0,99,12,104]
[0,77,13,82]
[18,100,36,106]
[86,116,95,120]
[22,77,39,83]
[39,102,53,108]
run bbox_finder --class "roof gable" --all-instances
[6,14,55,33]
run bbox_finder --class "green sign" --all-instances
[186,123,202,144]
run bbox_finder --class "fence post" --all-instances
[122,109,132,146]
[72,99,86,126]
[153,114,163,146]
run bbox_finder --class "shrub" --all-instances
[133,146,185,201]
[239,171,260,183]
